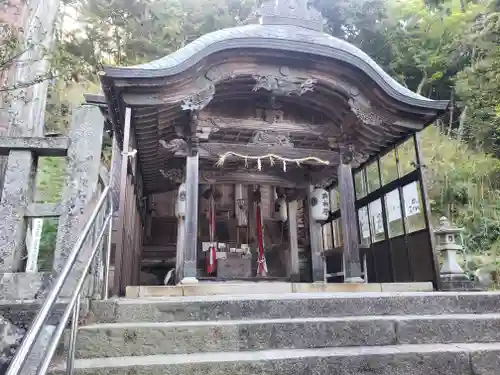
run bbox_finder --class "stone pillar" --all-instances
[0,151,37,272]
[181,154,199,284]
[53,106,104,273]
[287,200,300,281]
[307,186,325,282]
[0,0,60,195]
[338,162,363,283]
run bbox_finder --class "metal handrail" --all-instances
[6,186,113,375]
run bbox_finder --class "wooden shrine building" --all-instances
[86,0,449,295]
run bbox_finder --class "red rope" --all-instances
[206,197,216,274]
[256,204,265,275]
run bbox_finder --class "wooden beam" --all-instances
[25,203,62,218]
[200,169,309,188]
[197,115,328,137]
[0,137,70,157]
[323,244,370,257]
[338,161,363,283]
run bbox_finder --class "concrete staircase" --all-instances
[52,291,500,374]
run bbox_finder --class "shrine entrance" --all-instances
[86,0,449,295]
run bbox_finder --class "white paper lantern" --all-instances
[275,197,288,222]
[310,188,330,221]
[176,183,186,218]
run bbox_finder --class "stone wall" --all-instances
[0,313,24,374]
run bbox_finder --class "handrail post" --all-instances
[66,296,80,375]
[36,214,112,375]
[5,187,111,375]
[102,198,113,300]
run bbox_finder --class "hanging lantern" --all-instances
[275,197,288,222]
[310,188,330,221]
[176,183,186,218]
[234,184,248,227]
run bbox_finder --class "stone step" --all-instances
[50,342,500,375]
[74,313,500,358]
[89,292,500,323]
[125,282,433,298]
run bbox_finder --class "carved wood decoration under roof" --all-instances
[92,0,449,193]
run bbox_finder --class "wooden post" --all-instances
[175,216,186,283]
[113,107,132,296]
[120,175,133,293]
[414,133,441,290]
[247,185,257,275]
[109,136,121,212]
[287,200,300,281]
[308,186,325,282]
[181,153,199,283]
[338,162,363,283]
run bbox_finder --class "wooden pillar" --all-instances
[181,153,199,283]
[338,162,363,283]
[247,185,257,274]
[109,136,121,212]
[113,107,132,296]
[121,175,133,292]
[414,133,441,290]
[175,182,186,283]
[287,200,300,281]
[176,217,186,283]
[308,186,325,282]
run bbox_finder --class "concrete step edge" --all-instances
[80,312,500,330]
[110,291,500,304]
[62,342,500,369]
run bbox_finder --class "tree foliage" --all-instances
[8,0,498,258]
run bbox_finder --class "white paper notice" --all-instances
[369,200,384,234]
[403,182,421,217]
[358,206,370,240]
[386,189,402,222]
[26,218,44,273]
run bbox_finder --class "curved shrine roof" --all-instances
[95,0,449,193]
[103,23,445,110]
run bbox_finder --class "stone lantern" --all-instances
[434,216,475,290]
